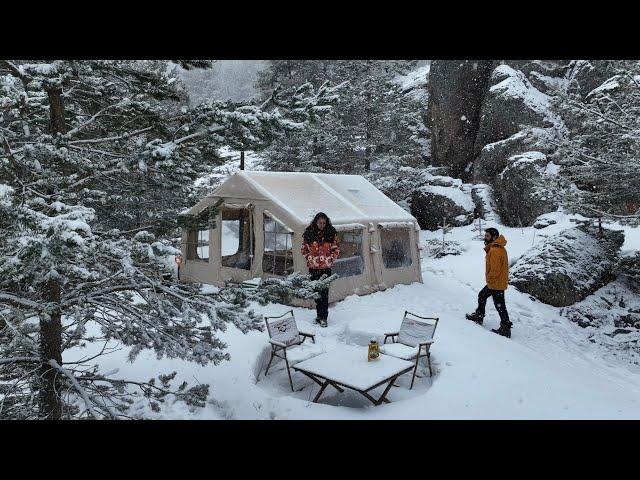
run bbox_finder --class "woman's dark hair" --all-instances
[303,212,337,244]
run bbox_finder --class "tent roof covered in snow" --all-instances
[189,171,415,227]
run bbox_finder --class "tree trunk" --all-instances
[39,83,67,419]
[365,90,372,172]
[45,84,67,135]
[240,150,245,170]
[39,279,63,419]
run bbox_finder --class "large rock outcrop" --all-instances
[474,65,561,153]
[473,126,564,227]
[505,60,570,94]
[426,61,569,227]
[410,178,475,230]
[427,60,494,181]
[618,252,640,294]
[491,151,560,227]
[511,226,625,307]
[474,130,529,184]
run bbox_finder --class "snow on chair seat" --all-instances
[380,342,424,360]
[263,310,322,391]
[382,311,439,389]
[285,343,326,365]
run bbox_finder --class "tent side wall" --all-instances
[373,223,422,291]
[179,172,424,306]
[181,196,303,286]
[180,196,222,286]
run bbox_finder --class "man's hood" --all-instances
[485,234,507,251]
[492,235,507,247]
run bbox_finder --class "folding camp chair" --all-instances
[381,311,439,389]
[263,310,323,391]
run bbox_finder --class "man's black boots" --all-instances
[465,312,484,325]
[491,324,512,338]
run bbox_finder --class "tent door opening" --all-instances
[220,205,254,271]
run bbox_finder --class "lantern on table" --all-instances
[368,338,380,361]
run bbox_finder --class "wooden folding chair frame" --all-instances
[383,310,439,389]
[263,310,316,391]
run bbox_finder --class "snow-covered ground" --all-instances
[68,208,640,419]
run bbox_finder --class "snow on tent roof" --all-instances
[208,171,415,226]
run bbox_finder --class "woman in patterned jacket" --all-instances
[301,212,340,327]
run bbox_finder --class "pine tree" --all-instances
[552,60,640,223]
[257,60,424,175]
[0,60,341,419]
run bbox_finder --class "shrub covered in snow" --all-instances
[223,272,339,307]
[425,238,465,258]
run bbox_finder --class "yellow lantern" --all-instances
[368,338,380,362]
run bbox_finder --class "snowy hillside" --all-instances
[69,212,640,419]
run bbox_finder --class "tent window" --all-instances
[221,208,253,270]
[262,214,293,276]
[334,229,364,278]
[186,228,210,262]
[380,228,412,269]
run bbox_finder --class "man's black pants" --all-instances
[309,268,331,319]
[476,286,512,328]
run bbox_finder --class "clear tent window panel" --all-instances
[196,229,210,262]
[262,214,294,276]
[221,207,253,270]
[380,228,412,269]
[334,229,364,278]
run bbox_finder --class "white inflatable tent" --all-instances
[179,171,423,305]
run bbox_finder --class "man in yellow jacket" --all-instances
[466,228,513,338]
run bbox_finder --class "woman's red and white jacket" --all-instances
[301,233,340,270]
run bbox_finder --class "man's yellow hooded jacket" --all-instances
[484,235,509,290]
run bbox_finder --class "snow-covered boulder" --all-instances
[561,281,640,366]
[533,212,559,229]
[473,130,531,184]
[617,252,640,294]
[503,61,570,96]
[410,182,475,231]
[474,65,562,152]
[506,60,569,81]
[511,226,625,307]
[562,281,640,329]
[492,151,560,227]
[472,126,566,227]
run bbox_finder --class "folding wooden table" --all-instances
[292,345,414,405]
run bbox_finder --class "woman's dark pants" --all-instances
[309,268,331,319]
[476,285,512,328]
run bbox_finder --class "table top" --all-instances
[292,344,414,392]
